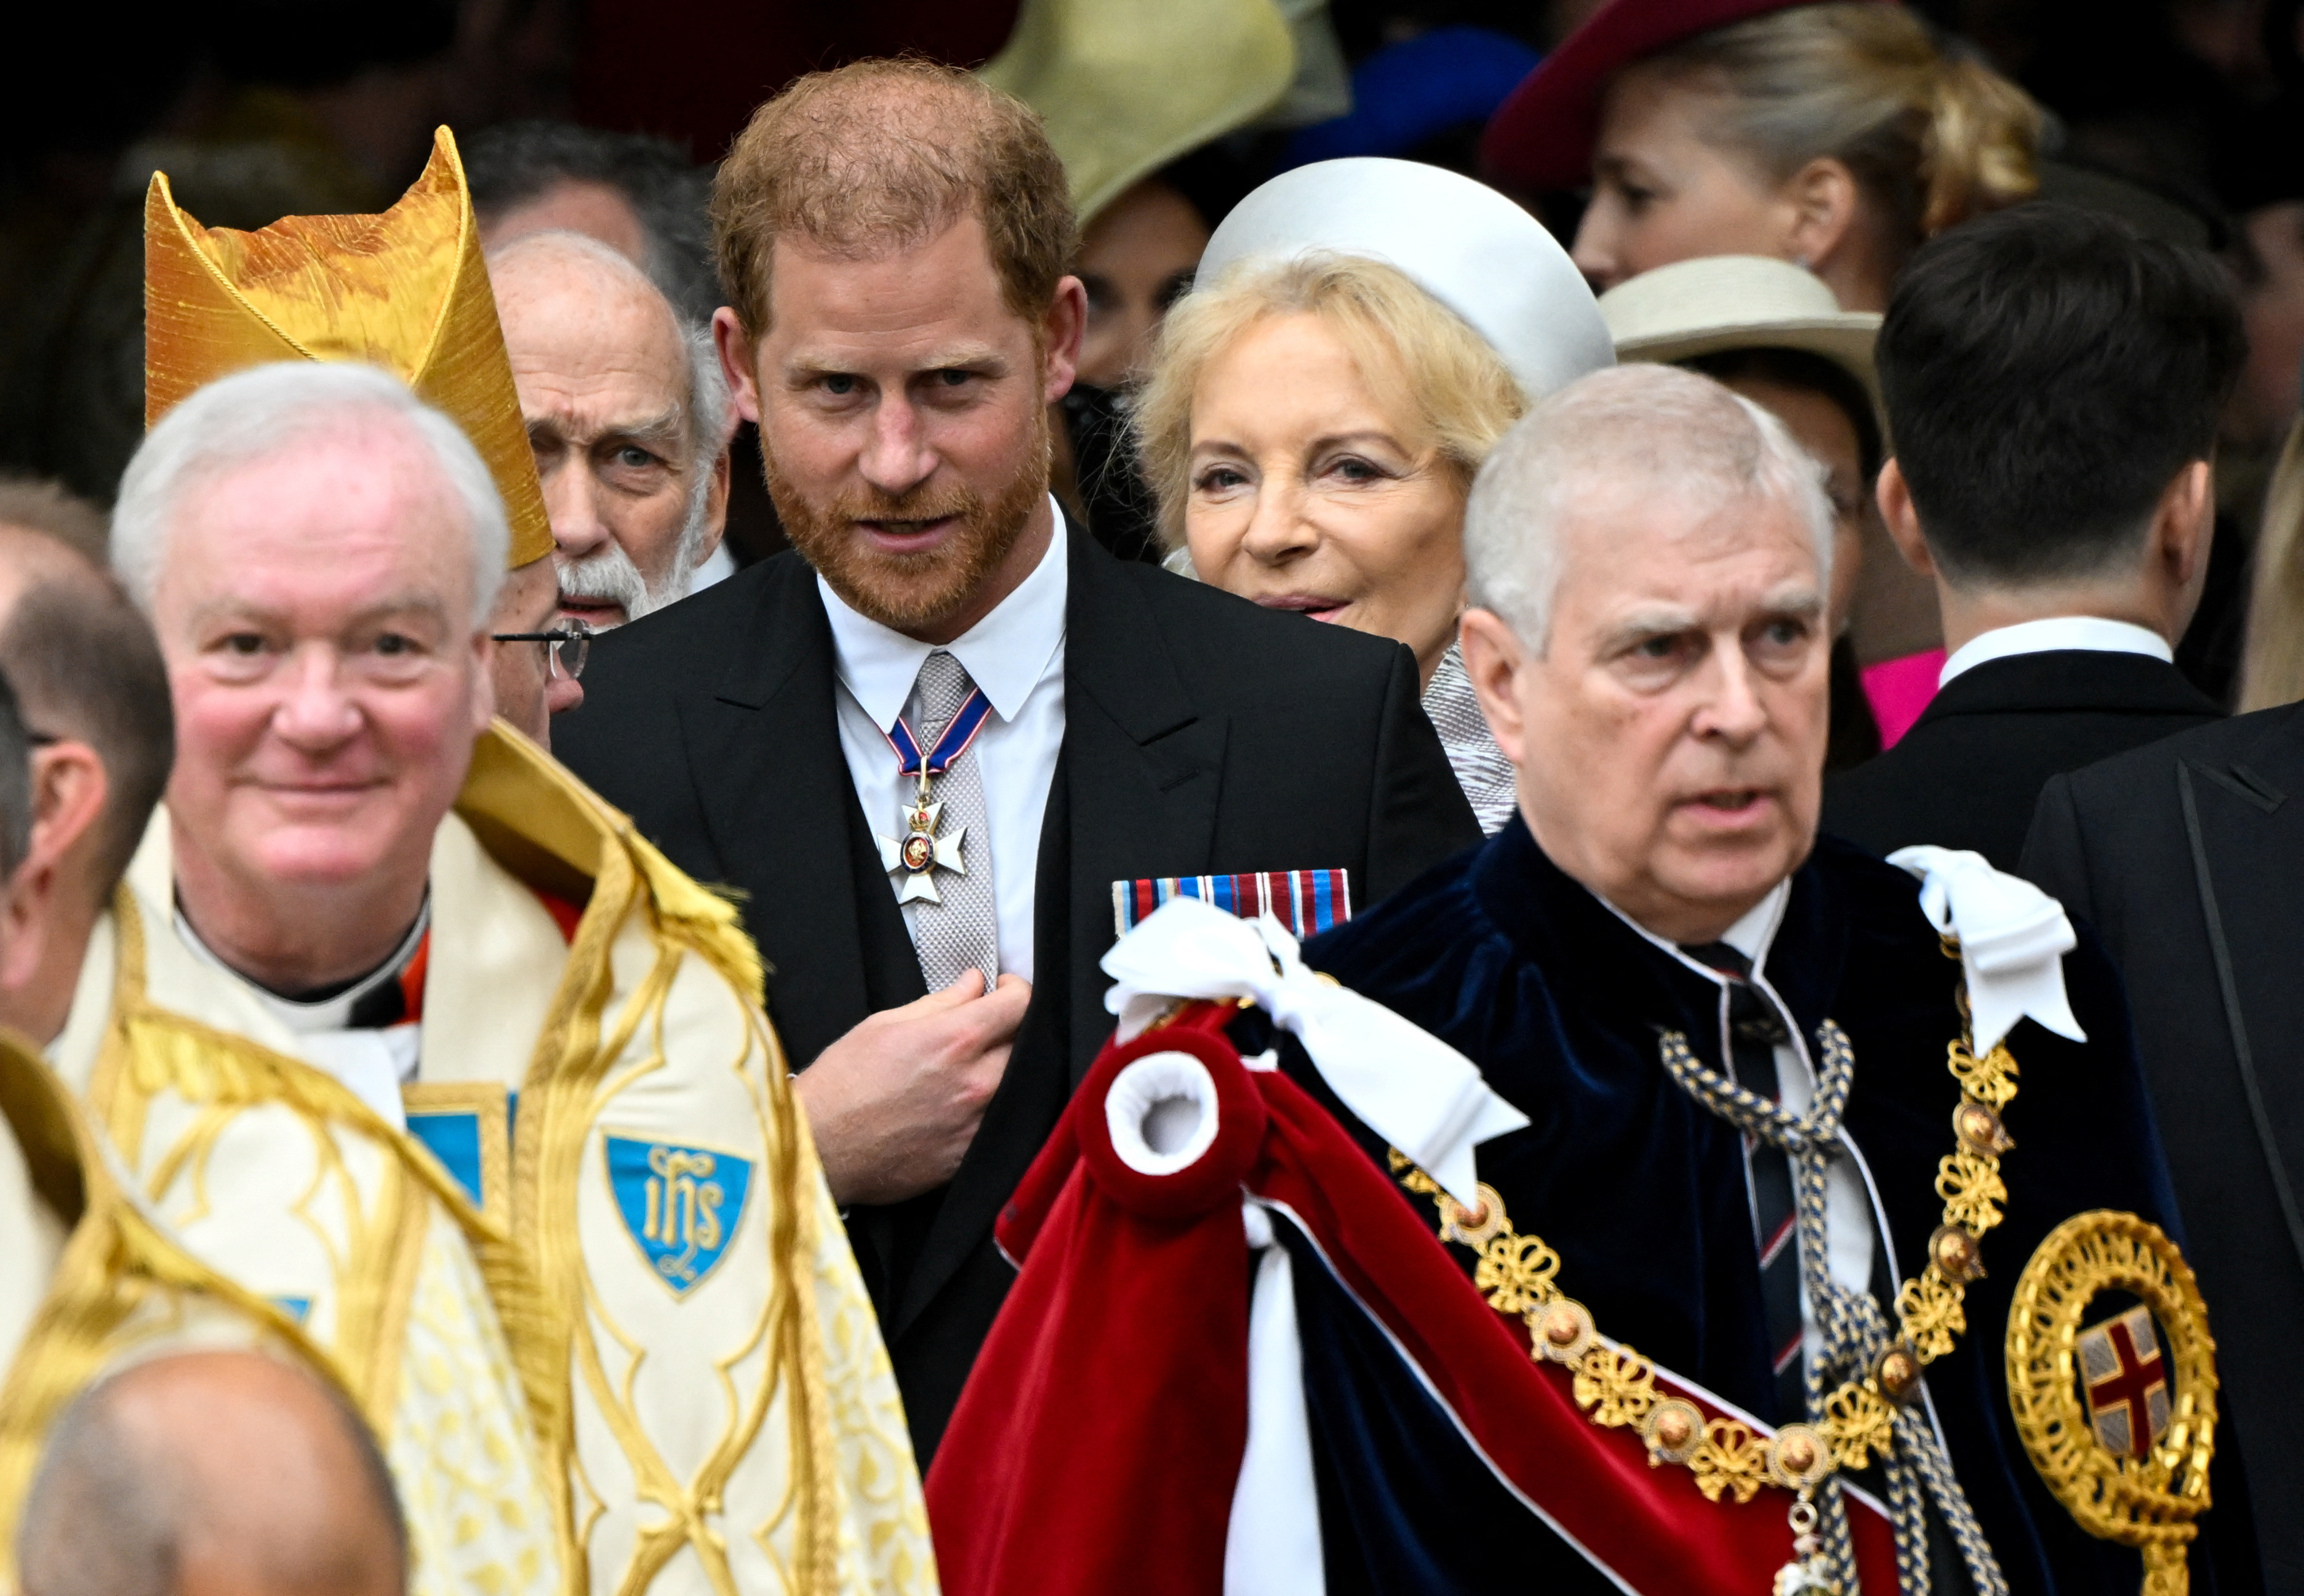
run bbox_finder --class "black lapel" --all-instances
[2177,708,2304,1282]
[889,523,1226,1332]
[1056,525,1226,1081]
[681,553,924,1067]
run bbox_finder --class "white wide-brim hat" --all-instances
[1195,156,1614,399]
[1597,255,1882,421]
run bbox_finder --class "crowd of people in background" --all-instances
[1,1,2302,1594]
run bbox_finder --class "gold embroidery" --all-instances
[84,885,569,1596]
[478,729,850,1595]
[401,1080,515,1229]
[1390,933,2023,1494]
[0,1037,332,1580]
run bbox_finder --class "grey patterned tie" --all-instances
[898,650,1001,994]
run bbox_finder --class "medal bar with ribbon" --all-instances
[875,685,996,904]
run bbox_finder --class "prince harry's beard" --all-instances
[763,403,1051,636]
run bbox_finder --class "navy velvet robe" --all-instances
[1301,817,2235,1595]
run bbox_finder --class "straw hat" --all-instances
[1196,156,1614,399]
[1596,254,1881,415]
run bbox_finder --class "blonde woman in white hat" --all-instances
[1132,157,1614,833]
[1599,254,1901,768]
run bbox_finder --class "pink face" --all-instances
[716,211,1083,639]
[151,428,494,900]
[1185,313,1470,684]
[1471,481,1830,943]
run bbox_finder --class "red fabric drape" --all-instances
[930,1003,1901,1596]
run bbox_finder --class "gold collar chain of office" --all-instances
[1388,937,2017,1506]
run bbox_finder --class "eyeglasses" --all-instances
[491,617,593,681]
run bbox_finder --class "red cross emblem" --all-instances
[2078,1305,2169,1459]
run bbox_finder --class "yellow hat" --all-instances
[144,126,554,568]
[982,0,1296,227]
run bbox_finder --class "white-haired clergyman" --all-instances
[52,359,936,1596]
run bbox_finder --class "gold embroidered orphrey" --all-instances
[60,727,937,1596]
[1391,937,2022,1515]
[2007,1211,2217,1596]
[0,1034,331,1582]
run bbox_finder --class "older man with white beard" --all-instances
[491,230,734,631]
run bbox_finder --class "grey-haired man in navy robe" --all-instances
[1295,364,2254,1596]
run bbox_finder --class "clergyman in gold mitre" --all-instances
[40,130,936,1596]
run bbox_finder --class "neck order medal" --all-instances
[884,783,968,904]
[875,682,993,904]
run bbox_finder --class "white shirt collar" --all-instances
[1938,616,2171,688]
[1591,877,1792,982]
[818,496,1070,731]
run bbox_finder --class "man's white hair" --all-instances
[1464,363,1835,650]
[488,229,734,465]
[112,362,510,626]
[671,316,732,592]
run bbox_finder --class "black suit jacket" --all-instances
[2025,706,2304,1595]
[554,522,1480,1454]
[1823,649,2221,871]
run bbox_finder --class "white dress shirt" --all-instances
[821,502,1069,985]
[1938,615,2172,687]
[1603,882,1882,1374]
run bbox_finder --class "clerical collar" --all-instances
[174,896,431,1036]
[818,495,1070,730]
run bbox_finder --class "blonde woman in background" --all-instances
[1483,0,2042,689]
[1485,0,2041,312]
[1132,158,1613,832]
[2240,417,2304,709]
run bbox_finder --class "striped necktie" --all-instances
[1682,940,1807,1426]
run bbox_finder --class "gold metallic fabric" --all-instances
[143,126,554,568]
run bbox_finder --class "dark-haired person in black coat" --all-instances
[2025,709,2304,1595]
[1823,203,2244,872]
[552,61,1477,1459]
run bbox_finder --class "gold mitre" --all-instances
[144,126,554,567]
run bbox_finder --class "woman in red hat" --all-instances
[1485,1,2041,313]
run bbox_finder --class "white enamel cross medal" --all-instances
[878,783,968,904]
[876,679,991,906]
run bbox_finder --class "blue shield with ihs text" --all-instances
[605,1134,753,1298]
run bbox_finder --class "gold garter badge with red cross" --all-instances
[2007,1211,2217,1596]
